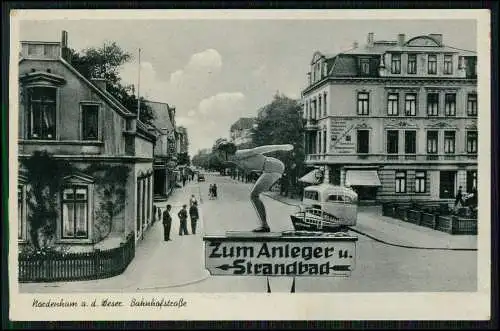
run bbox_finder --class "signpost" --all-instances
[203,231,358,292]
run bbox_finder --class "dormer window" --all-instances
[391,53,401,74]
[360,59,370,75]
[27,87,56,140]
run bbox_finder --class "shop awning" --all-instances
[345,170,381,187]
[299,169,323,184]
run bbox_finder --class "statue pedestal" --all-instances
[203,230,358,293]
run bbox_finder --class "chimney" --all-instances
[353,41,359,49]
[91,78,107,91]
[367,32,374,47]
[429,33,443,46]
[61,30,69,60]
[397,33,405,46]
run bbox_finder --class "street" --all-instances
[20,173,477,293]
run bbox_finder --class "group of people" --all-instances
[208,183,218,199]
[160,194,200,241]
[455,185,478,214]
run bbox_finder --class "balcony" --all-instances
[304,119,319,131]
[305,153,478,164]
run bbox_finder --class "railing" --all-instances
[306,153,478,163]
[19,233,135,282]
[381,202,477,235]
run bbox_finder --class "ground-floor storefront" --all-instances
[321,164,477,203]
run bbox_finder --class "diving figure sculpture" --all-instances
[227,144,294,232]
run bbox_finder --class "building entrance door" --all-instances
[439,171,456,199]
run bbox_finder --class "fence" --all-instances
[19,233,135,283]
[382,203,477,235]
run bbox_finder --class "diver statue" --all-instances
[224,143,294,232]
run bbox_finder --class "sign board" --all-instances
[203,232,357,277]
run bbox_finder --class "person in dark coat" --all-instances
[178,204,189,236]
[189,202,199,234]
[212,183,218,199]
[454,186,464,207]
[162,205,172,241]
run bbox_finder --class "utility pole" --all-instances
[136,48,141,121]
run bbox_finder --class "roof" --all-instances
[230,117,256,131]
[144,100,175,134]
[304,183,358,198]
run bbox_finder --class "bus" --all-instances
[290,183,358,232]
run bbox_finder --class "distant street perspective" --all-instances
[20,172,477,293]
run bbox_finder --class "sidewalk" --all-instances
[264,192,477,250]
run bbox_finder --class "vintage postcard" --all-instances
[8,9,491,321]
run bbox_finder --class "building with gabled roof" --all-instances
[17,31,156,255]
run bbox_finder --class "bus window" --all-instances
[327,195,343,202]
[304,191,319,200]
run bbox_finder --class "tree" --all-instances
[177,152,191,166]
[23,151,74,249]
[68,42,155,124]
[251,93,305,195]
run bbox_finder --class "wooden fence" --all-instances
[382,203,477,235]
[19,233,135,283]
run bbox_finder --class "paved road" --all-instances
[20,173,477,293]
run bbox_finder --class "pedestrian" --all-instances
[153,205,157,223]
[212,183,218,199]
[190,194,198,206]
[189,202,199,234]
[182,175,186,187]
[454,186,464,207]
[209,184,214,199]
[178,204,189,236]
[162,205,172,241]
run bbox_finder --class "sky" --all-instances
[18,16,477,155]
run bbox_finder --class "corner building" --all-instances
[301,33,477,203]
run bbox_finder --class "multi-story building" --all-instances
[144,100,178,199]
[17,32,156,250]
[301,33,477,203]
[176,126,189,155]
[229,117,256,147]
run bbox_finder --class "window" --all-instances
[395,171,406,193]
[467,131,478,153]
[62,186,88,239]
[444,93,456,116]
[323,93,327,116]
[82,104,99,140]
[387,130,399,154]
[357,130,369,154]
[18,185,26,240]
[304,191,319,200]
[357,92,369,115]
[405,131,416,154]
[387,93,399,116]
[407,54,417,74]
[404,94,417,116]
[318,97,322,118]
[444,131,456,153]
[427,131,438,154]
[391,53,401,74]
[444,55,453,74]
[467,93,477,116]
[428,54,437,74]
[415,171,426,193]
[427,93,439,116]
[323,130,327,153]
[360,59,370,75]
[28,87,56,139]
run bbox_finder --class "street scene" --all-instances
[20,172,477,293]
[13,16,480,296]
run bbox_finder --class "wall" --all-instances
[18,59,127,156]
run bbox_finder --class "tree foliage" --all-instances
[177,152,191,166]
[22,151,74,249]
[68,42,155,124]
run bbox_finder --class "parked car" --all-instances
[198,173,205,182]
